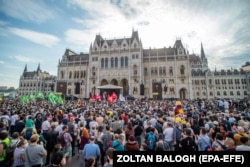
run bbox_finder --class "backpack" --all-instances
[146,133,156,150]
[103,133,113,150]
[57,132,66,147]
[0,139,15,162]
[185,137,197,151]
[216,141,227,151]
[201,137,212,151]
[25,128,33,140]
[155,141,169,151]
[155,122,163,134]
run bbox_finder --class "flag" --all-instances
[36,91,44,100]
[29,93,35,101]
[20,95,29,105]
[48,92,56,104]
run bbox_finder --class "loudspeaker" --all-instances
[140,84,144,95]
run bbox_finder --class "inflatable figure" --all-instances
[174,101,186,125]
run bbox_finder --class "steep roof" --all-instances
[201,42,206,59]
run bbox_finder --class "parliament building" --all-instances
[19,30,250,100]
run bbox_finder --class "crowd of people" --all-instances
[0,97,250,167]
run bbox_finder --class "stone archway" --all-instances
[110,79,118,86]
[101,79,108,86]
[179,88,187,100]
[121,78,129,96]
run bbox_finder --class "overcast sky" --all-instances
[0,0,249,89]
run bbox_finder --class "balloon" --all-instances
[96,94,102,101]
[90,95,96,101]
[107,95,114,105]
[111,92,117,101]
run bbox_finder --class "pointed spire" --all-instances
[23,64,27,73]
[201,42,205,59]
[37,63,41,72]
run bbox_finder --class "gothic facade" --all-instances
[19,30,249,100]
[55,30,249,100]
[19,64,56,97]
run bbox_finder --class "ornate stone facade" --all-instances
[19,64,56,97]
[23,30,249,100]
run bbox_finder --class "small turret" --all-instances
[201,42,205,60]
[23,64,27,74]
[37,63,41,72]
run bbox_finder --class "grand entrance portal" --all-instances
[179,88,187,100]
[152,82,162,100]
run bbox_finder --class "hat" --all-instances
[128,135,135,142]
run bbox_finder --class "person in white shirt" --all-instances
[89,117,99,136]
[236,136,250,151]
[55,122,64,135]
[41,117,51,138]
[10,113,19,135]
[163,122,174,151]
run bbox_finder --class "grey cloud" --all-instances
[137,21,150,26]
[110,0,139,19]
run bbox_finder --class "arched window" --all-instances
[180,65,185,74]
[163,67,166,75]
[133,65,137,75]
[154,67,158,76]
[69,71,72,79]
[80,71,84,78]
[77,71,79,78]
[101,58,104,68]
[169,66,173,76]
[144,67,148,75]
[83,71,86,78]
[61,71,64,79]
[121,57,124,67]
[151,67,154,75]
[159,67,163,75]
[105,58,108,68]
[111,57,114,67]
[125,56,128,67]
[74,71,77,78]
[115,57,118,67]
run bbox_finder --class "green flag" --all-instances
[56,94,64,105]
[29,93,35,101]
[36,91,44,100]
[48,92,56,104]
[20,95,29,105]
